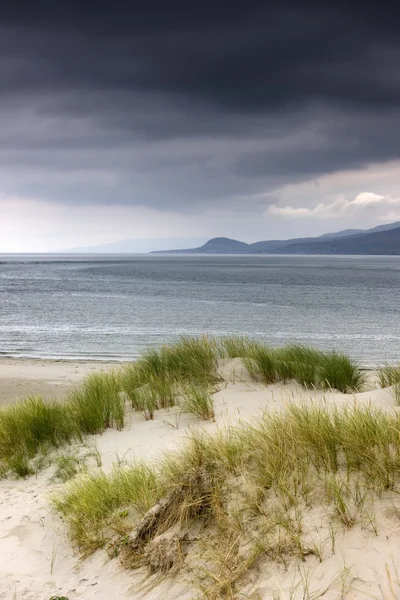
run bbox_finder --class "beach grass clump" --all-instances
[242,342,277,383]
[378,364,400,404]
[378,364,400,388]
[68,370,125,434]
[274,344,324,386]
[53,462,159,553]
[319,351,366,393]
[160,336,219,385]
[219,336,256,358]
[133,336,218,388]
[120,366,176,417]
[0,396,78,468]
[179,384,215,421]
[119,363,145,410]
[120,336,218,415]
[52,452,83,482]
[242,342,365,392]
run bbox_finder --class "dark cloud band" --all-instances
[0,1,399,210]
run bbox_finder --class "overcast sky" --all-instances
[1,1,400,251]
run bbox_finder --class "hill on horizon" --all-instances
[152,221,400,255]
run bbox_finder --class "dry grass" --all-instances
[52,403,400,597]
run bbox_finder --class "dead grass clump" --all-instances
[142,528,189,574]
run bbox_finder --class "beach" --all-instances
[1,348,400,599]
[0,358,118,405]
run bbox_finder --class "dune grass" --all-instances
[179,384,215,421]
[68,370,125,434]
[52,403,400,598]
[0,370,123,477]
[136,336,219,387]
[319,351,366,392]
[119,336,219,417]
[53,462,159,554]
[0,337,366,479]
[242,343,364,392]
[0,395,79,476]
[219,336,256,359]
[379,363,400,404]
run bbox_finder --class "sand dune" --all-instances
[1,359,400,599]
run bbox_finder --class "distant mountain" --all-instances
[318,228,363,239]
[65,237,208,254]
[366,221,400,234]
[154,222,400,255]
[186,237,252,253]
[276,225,400,255]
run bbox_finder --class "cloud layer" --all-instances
[1,2,400,249]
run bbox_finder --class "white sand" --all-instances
[1,358,399,599]
[0,358,118,405]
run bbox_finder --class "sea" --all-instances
[0,254,399,366]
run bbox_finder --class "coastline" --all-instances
[0,357,120,405]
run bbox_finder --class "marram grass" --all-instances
[242,342,365,392]
[179,384,215,421]
[0,337,368,478]
[68,370,125,434]
[52,404,400,597]
[0,396,78,461]
[379,363,400,404]
[0,370,122,477]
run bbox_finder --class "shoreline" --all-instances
[0,357,119,405]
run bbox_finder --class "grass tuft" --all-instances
[319,351,366,392]
[53,462,159,554]
[242,343,364,392]
[68,370,125,434]
[219,336,256,359]
[0,395,78,476]
[180,384,215,421]
[379,363,400,404]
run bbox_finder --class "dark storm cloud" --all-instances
[1,1,400,209]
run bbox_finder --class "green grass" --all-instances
[0,395,78,477]
[179,384,215,421]
[52,402,400,596]
[0,371,123,477]
[378,363,400,388]
[0,338,367,481]
[319,351,366,392]
[120,336,219,416]
[53,462,159,554]
[219,336,256,358]
[378,364,400,404]
[242,343,364,392]
[132,336,218,388]
[68,370,125,434]
[275,345,324,386]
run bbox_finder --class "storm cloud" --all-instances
[1,1,400,249]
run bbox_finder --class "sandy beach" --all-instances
[0,356,399,599]
[0,358,119,406]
